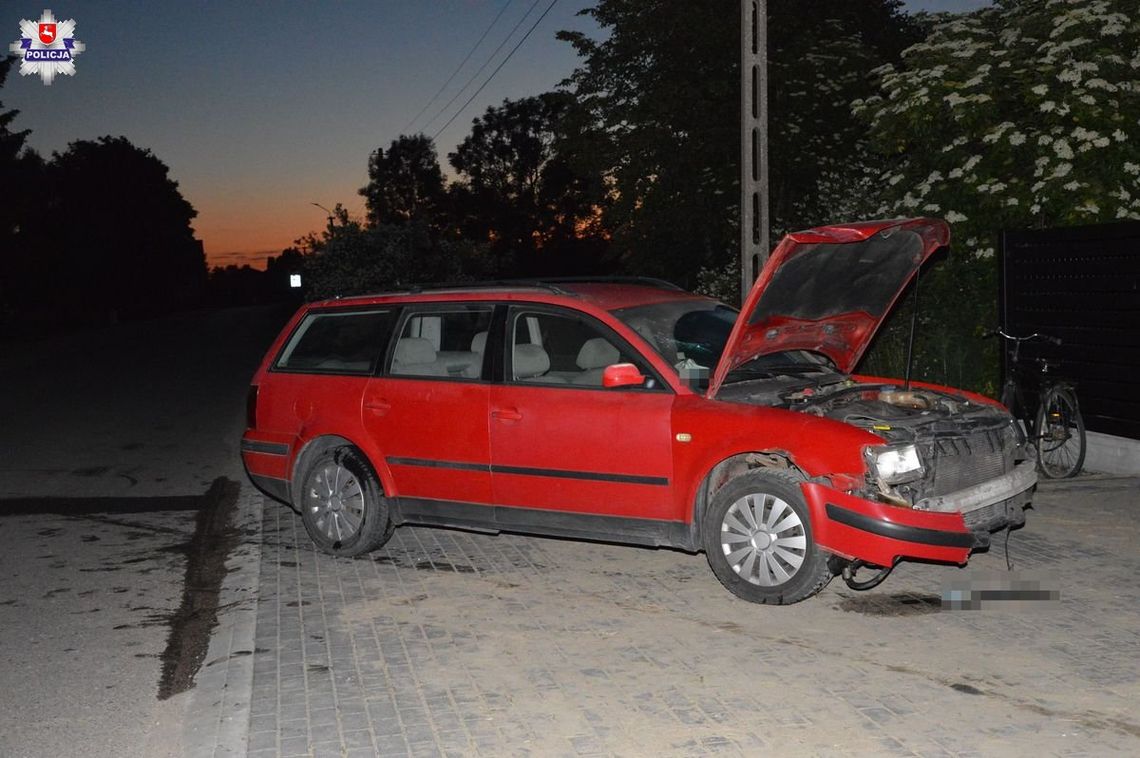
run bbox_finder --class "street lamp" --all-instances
[311,202,335,223]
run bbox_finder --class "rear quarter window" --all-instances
[274,309,394,375]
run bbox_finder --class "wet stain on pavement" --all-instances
[951,683,984,695]
[37,528,63,537]
[836,593,942,616]
[157,476,241,701]
[121,442,144,451]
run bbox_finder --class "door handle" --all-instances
[491,407,523,422]
[364,399,392,415]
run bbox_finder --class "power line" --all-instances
[421,0,546,134]
[400,0,516,135]
[432,0,560,140]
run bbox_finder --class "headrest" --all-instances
[471,331,487,354]
[394,337,436,364]
[576,338,620,369]
[514,343,550,378]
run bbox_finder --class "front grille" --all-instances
[922,425,1017,499]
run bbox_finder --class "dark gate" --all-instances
[999,221,1140,439]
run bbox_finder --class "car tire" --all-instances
[702,469,832,605]
[299,447,393,557]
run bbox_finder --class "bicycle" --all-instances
[987,329,1086,479]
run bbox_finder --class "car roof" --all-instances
[307,278,715,313]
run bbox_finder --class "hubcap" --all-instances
[306,463,364,543]
[720,493,807,587]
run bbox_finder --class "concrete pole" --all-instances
[741,0,769,302]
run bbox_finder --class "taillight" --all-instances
[246,385,258,429]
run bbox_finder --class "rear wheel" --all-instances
[702,469,832,605]
[1035,387,1085,479]
[300,447,394,556]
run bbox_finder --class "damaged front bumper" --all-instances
[801,463,1037,568]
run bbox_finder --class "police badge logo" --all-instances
[9,9,85,85]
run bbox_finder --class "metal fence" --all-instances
[999,221,1140,440]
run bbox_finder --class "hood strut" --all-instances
[903,257,921,390]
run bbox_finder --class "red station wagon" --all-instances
[242,218,1037,604]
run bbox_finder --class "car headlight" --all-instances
[867,444,924,485]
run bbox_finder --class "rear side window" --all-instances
[274,309,394,375]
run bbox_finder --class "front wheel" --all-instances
[702,469,833,605]
[1035,387,1085,479]
[299,447,394,556]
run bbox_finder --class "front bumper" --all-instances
[801,465,1036,568]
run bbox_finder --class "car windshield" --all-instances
[614,298,838,391]
[613,300,737,390]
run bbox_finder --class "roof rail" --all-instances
[404,280,571,295]
[337,276,684,301]
[518,276,685,291]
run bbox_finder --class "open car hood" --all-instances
[709,218,950,397]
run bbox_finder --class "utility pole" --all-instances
[741,0,769,302]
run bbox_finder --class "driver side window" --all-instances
[508,310,657,389]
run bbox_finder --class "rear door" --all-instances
[362,303,495,506]
[488,305,675,520]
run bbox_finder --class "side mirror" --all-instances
[602,362,645,388]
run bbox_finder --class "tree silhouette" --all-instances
[358,134,445,227]
[0,55,42,325]
[448,93,607,275]
[557,0,922,286]
[23,136,206,320]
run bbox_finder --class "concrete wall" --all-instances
[1085,431,1140,476]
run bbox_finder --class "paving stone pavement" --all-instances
[242,475,1140,757]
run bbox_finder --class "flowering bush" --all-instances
[853,0,1139,392]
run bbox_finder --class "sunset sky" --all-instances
[5,1,989,269]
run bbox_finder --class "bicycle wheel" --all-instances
[1034,387,1086,479]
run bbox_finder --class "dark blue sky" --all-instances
[4,1,989,267]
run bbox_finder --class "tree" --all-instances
[853,0,1140,391]
[358,134,445,227]
[24,136,206,318]
[0,55,39,324]
[448,93,608,276]
[298,206,490,301]
[557,0,922,287]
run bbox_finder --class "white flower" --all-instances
[1040,100,1057,113]
[949,167,964,179]
[1063,180,1081,191]
[945,210,968,223]
[1006,197,1019,206]
[1114,130,1127,142]
[923,203,941,212]
[1124,162,1140,175]
[1093,137,1110,148]
[963,155,982,171]
[888,173,903,186]
[1079,95,1096,105]
[1030,203,1041,214]
[975,247,995,259]
[1078,201,1100,214]
[1038,135,1054,146]
[1053,162,1073,178]
[1009,132,1027,146]
[1053,140,1074,159]
[1031,84,1049,96]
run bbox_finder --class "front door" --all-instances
[489,306,674,521]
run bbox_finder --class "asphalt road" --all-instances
[0,305,292,758]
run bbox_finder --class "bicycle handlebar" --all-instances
[985,328,1062,346]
